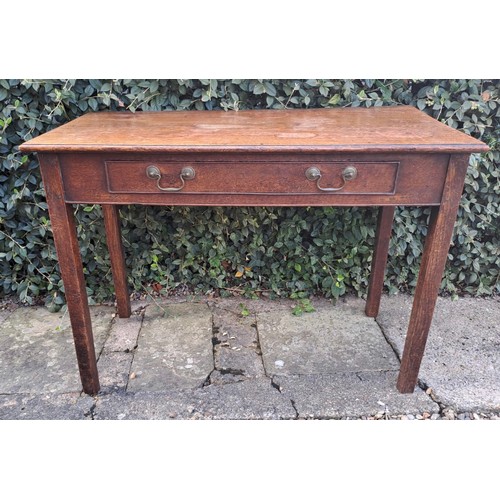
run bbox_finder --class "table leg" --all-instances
[397,154,470,393]
[39,154,100,395]
[102,205,131,318]
[365,206,395,317]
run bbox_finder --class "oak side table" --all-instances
[20,106,488,395]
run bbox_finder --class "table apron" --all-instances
[57,152,450,206]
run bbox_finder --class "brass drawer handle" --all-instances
[305,165,357,192]
[146,165,196,191]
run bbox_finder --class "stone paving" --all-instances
[0,294,498,420]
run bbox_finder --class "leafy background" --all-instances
[0,79,498,310]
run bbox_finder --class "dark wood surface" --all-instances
[365,206,396,317]
[102,205,131,318]
[20,107,488,396]
[38,153,100,395]
[396,154,471,392]
[57,152,449,206]
[20,106,488,154]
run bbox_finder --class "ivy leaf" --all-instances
[2,79,498,306]
[253,83,266,95]
[264,82,276,96]
[328,94,340,105]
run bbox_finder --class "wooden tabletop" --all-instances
[20,106,489,154]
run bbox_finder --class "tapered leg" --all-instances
[397,154,470,393]
[365,206,395,317]
[102,205,131,318]
[39,154,100,395]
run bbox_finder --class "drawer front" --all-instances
[105,160,399,196]
[59,152,449,206]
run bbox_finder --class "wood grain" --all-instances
[102,205,131,318]
[38,153,100,395]
[20,107,488,154]
[397,154,471,393]
[58,152,450,207]
[365,206,396,317]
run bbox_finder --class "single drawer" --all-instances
[104,160,399,196]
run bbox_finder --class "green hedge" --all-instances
[1,79,499,310]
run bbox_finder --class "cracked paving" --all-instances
[6,295,491,419]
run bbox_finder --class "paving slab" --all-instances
[103,314,142,353]
[274,371,439,419]
[211,304,265,382]
[94,390,191,419]
[0,309,15,325]
[195,379,296,419]
[377,295,500,411]
[0,306,114,394]
[257,298,400,376]
[97,351,134,393]
[127,302,213,392]
[1,294,498,420]
[0,392,94,420]
[94,379,296,420]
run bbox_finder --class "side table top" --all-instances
[20,106,488,154]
